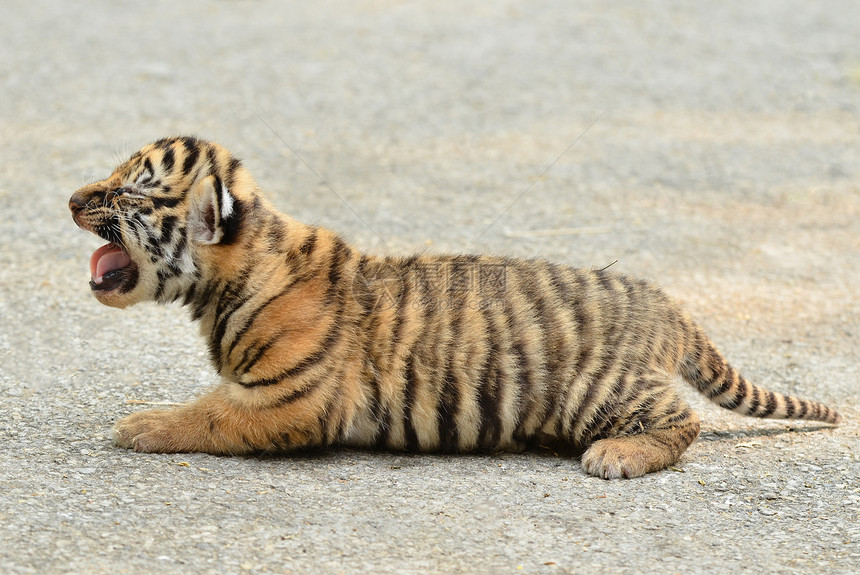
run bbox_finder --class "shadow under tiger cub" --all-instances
[69,136,841,479]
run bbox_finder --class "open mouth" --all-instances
[89,243,139,293]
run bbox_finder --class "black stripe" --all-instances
[154,269,167,301]
[402,356,420,451]
[266,217,287,252]
[595,269,615,292]
[531,293,555,372]
[191,279,220,320]
[151,195,182,210]
[182,283,197,307]
[656,313,680,369]
[325,237,350,302]
[510,340,532,435]
[389,264,412,351]
[226,157,242,189]
[275,431,293,451]
[358,254,370,271]
[182,141,201,176]
[146,231,164,257]
[720,377,744,410]
[760,390,777,417]
[299,229,318,256]
[731,377,749,409]
[438,370,460,452]
[116,265,139,295]
[448,260,472,297]
[353,258,381,316]
[274,377,322,406]
[476,309,502,449]
[168,234,188,272]
[400,254,419,268]
[160,215,177,244]
[161,147,175,173]
[664,406,693,427]
[748,384,761,414]
[567,278,591,375]
[154,137,174,150]
[721,394,741,411]
[437,302,464,452]
[206,145,218,170]
[784,396,796,418]
[143,158,155,178]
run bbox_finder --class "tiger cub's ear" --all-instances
[189,175,241,245]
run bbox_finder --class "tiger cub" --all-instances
[69,136,841,479]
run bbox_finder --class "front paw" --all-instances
[114,409,189,453]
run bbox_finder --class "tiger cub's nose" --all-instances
[69,192,87,223]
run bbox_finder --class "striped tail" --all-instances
[678,327,841,425]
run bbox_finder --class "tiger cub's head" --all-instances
[69,137,257,309]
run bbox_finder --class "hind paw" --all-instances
[581,438,657,479]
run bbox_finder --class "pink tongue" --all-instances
[90,243,131,284]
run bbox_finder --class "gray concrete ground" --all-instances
[1,1,858,573]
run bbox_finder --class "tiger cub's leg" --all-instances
[114,384,325,454]
[579,374,701,479]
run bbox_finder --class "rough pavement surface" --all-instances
[1,1,858,573]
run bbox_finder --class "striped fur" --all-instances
[69,137,841,478]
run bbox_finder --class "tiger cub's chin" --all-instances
[70,136,841,479]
